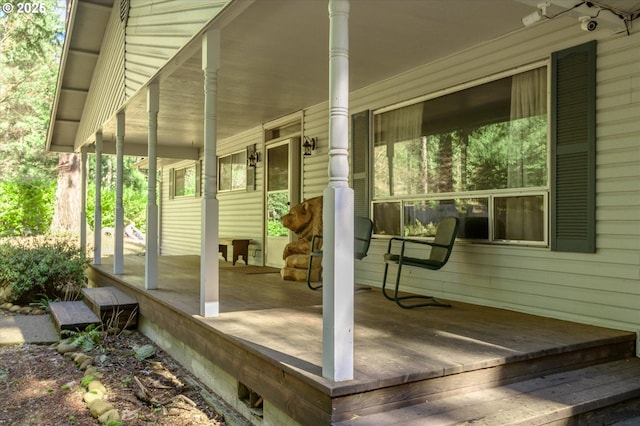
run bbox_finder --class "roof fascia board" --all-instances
[76,0,254,152]
[92,142,200,160]
[48,0,114,153]
[46,0,79,152]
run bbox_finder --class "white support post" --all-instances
[145,83,159,290]
[94,132,103,264]
[80,146,88,259]
[114,111,125,274]
[200,29,220,317]
[323,0,354,381]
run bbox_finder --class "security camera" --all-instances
[579,17,598,32]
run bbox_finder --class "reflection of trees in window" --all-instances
[267,192,290,237]
[374,68,547,198]
[175,166,196,197]
[218,151,246,192]
[372,67,548,242]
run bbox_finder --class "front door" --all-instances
[265,139,299,267]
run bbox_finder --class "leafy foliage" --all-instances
[267,220,289,238]
[267,192,290,237]
[0,235,88,304]
[62,324,103,352]
[86,156,149,233]
[0,0,65,237]
[0,179,55,236]
[0,0,64,181]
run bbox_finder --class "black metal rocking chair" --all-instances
[382,216,460,308]
[306,216,374,290]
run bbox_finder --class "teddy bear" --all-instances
[280,196,323,282]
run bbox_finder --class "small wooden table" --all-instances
[219,238,250,265]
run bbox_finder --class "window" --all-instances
[218,151,247,192]
[171,163,199,198]
[372,66,548,244]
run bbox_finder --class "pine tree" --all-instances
[0,1,70,235]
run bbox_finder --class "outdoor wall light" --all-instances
[247,145,260,168]
[302,136,317,156]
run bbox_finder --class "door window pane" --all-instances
[267,192,289,237]
[268,144,289,191]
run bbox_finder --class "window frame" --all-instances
[217,150,247,193]
[170,162,200,199]
[369,61,551,247]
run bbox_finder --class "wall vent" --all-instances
[238,382,264,418]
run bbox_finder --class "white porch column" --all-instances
[80,146,88,259]
[200,29,220,317]
[145,83,159,290]
[94,131,103,264]
[114,111,125,274]
[323,0,353,381]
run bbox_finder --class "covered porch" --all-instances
[87,255,639,424]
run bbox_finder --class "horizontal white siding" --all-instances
[301,106,329,199]
[217,127,265,265]
[75,5,125,147]
[160,159,201,255]
[160,127,266,263]
[155,16,638,332]
[304,19,640,332]
[125,0,229,98]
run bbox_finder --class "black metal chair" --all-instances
[306,216,374,290]
[382,216,460,308]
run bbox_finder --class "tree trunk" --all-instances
[51,152,82,234]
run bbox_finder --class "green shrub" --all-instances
[0,235,88,304]
[0,179,55,237]
[267,220,289,237]
[86,185,148,233]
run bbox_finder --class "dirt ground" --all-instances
[0,314,226,425]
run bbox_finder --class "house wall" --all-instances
[160,159,201,255]
[157,18,638,333]
[74,5,125,148]
[216,127,265,265]
[338,20,639,333]
[297,19,639,333]
[125,0,230,99]
[160,126,266,263]
[301,106,329,199]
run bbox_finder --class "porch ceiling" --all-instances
[49,0,640,157]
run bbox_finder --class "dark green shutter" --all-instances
[352,110,370,218]
[550,41,596,253]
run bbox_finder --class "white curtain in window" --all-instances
[510,68,546,120]
[506,68,546,241]
[380,102,424,144]
[508,68,546,188]
[378,102,424,196]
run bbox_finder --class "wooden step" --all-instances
[335,358,640,425]
[49,301,100,332]
[81,286,138,330]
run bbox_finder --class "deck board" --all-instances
[87,255,637,424]
[335,359,640,425]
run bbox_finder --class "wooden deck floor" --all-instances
[88,255,636,424]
